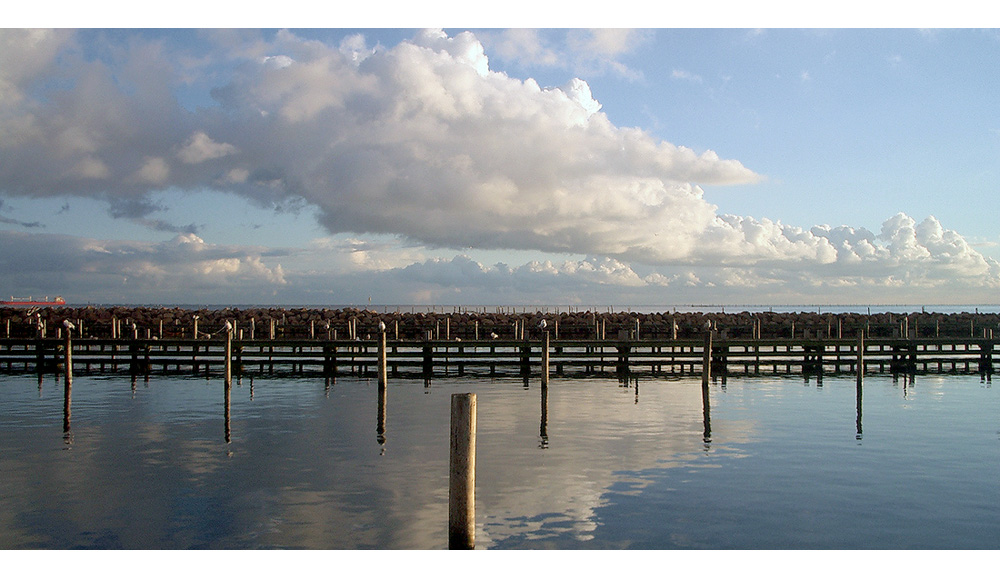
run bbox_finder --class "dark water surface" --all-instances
[1,371,997,549]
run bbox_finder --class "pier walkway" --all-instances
[2,335,996,379]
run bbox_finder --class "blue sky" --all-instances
[2,10,1000,306]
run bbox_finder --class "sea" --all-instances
[1,370,997,551]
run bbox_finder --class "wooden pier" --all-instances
[1,334,996,379]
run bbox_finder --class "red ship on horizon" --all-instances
[1,296,67,307]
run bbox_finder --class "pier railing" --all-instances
[1,335,995,379]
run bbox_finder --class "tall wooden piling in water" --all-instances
[378,331,388,387]
[64,327,72,388]
[224,325,233,388]
[541,331,550,387]
[856,331,865,386]
[449,393,477,550]
[702,331,713,388]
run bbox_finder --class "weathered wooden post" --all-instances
[64,322,73,388]
[856,330,864,386]
[702,330,713,388]
[224,322,233,388]
[541,331,550,387]
[193,315,199,340]
[449,393,477,550]
[378,326,388,388]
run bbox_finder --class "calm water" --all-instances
[1,371,997,549]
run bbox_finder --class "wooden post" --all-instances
[702,330,713,388]
[449,393,476,550]
[64,327,73,388]
[856,331,865,386]
[378,330,388,388]
[541,331,550,387]
[225,326,233,388]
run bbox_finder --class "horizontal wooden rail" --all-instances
[1,336,995,379]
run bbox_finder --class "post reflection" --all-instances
[376,379,387,448]
[856,379,863,441]
[224,383,232,444]
[539,383,548,449]
[63,376,73,446]
[701,382,711,447]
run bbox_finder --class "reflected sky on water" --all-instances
[1,371,998,549]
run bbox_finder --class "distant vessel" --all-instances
[1,296,67,306]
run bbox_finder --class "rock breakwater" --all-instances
[4,306,999,341]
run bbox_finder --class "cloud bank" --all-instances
[1,28,998,304]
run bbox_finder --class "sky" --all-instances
[2,7,1000,307]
